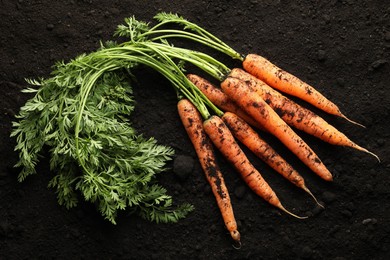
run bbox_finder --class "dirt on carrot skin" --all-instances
[0,1,389,259]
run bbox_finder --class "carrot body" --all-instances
[221,76,333,182]
[222,112,322,206]
[229,68,379,160]
[177,99,240,244]
[243,54,361,126]
[203,115,305,218]
[222,112,302,187]
[187,74,264,131]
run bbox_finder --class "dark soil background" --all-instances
[1,1,389,259]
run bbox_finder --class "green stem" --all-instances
[150,15,230,49]
[74,61,118,173]
[149,13,245,60]
[144,42,230,81]
[98,45,223,119]
[140,29,244,61]
[138,42,225,117]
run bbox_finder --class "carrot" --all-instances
[221,76,333,182]
[148,14,364,127]
[229,68,380,162]
[221,112,322,207]
[177,99,241,245]
[203,115,307,219]
[243,54,365,127]
[187,74,264,131]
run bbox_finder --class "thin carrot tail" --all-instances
[340,113,366,128]
[353,144,381,162]
[231,233,242,250]
[276,203,308,219]
[302,186,324,209]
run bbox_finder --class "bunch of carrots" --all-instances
[111,13,381,247]
[15,13,379,247]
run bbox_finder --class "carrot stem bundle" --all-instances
[203,115,307,219]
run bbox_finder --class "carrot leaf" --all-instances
[11,48,194,224]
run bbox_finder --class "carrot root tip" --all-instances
[363,149,381,163]
[303,186,324,209]
[278,204,308,220]
[230,230,241,244]
[354,144,381,163]
[340,113,366,128]
[232,240,242,250]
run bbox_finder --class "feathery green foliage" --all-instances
[11,46,194,224]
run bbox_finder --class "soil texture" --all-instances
[1,1,389,259]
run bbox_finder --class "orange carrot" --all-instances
[221,112,322,207]
[221,76,333,182]
[203,115,306,219]
[187,74,264,131]
[177,99,240,245]
[243,54,364,127]
[229,68,380,162]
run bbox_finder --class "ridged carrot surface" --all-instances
[221,76,333,182]
[177,99,240,244]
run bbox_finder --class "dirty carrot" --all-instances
[221,112,322,207]
[148,14,362,126]
[242,54,364,127]
[203,115,307,219]
[177,99,241,245]
[221,76,333,182]
[187,74,264,130]
[229,68,380,162]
